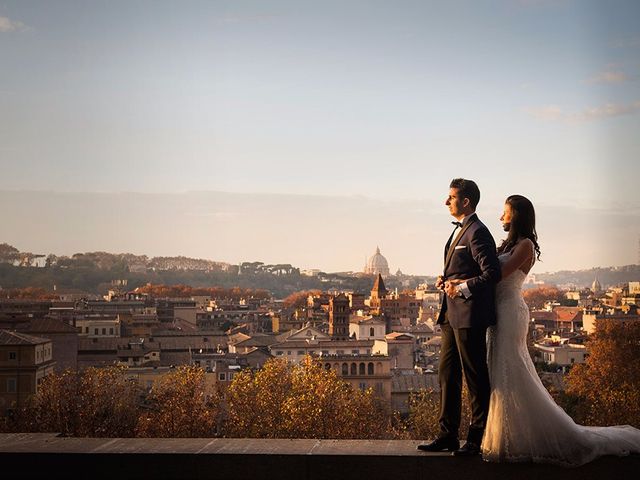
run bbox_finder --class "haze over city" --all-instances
[1,1,639,274]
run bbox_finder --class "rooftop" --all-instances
[0,330,51,346]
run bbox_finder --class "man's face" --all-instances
[445,188,466,219]
[500,202,512,232]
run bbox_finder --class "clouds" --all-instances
[610,35,640,49]
[526,101,640,123]
[588,70,629,84]
[0,15,29,33]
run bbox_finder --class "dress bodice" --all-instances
[496,254,527,301]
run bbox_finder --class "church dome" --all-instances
[592,278,602,292]
[364,246,390,277]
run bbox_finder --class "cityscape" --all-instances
[1,0,640,476]
[1,243,638,438]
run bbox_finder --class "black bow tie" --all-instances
[452,221,463,228]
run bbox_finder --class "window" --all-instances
[297,350,305,355]
[368,363,374,375]
[218,373,227,381]
[342,363,348,375]
[276,351,283,356]
[7,378,17,393]
[9,351,17,360]
[352,349,359,354]
[102,328,106,335]
[370,327,375,337]
[337,350,344,355]
[287,351,292,356]
[350,363,357,375]
[109,328,114,335]
[94,328,99,335]
[359,382,367,391]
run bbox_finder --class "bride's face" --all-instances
[500,203,512,232]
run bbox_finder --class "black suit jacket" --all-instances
[437,213,501,329]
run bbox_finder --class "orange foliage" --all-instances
[136,366,223,437]
[15,367,140,437]
[565,319,640,427]
[282,290,322,309]
[2,287,59,300]
[134,284,270,301]
[522,286,565,309]
[225,357,393,439]
[407,383,472,440]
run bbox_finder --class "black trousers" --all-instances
[437,321,490,445]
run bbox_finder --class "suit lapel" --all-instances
[443,215,476,272]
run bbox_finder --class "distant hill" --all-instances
[1,243,637,296]
[533,264,640,288]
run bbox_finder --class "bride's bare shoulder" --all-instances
[516,238,534,250]
[515,238,535,271]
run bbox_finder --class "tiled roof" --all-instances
[27,318,79,333]
[79,335,228,352]
[0,330,51,345]
[386,332,414,340]
[391,373,439,393]
[372,274,387,293]
[234,335,281,347]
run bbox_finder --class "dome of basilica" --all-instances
[364,246,390,277]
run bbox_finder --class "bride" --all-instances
[479,194,640,466]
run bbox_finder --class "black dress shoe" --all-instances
[453,441,481,456]
[417,437,460,452]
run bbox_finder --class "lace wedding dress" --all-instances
[481,253,640,466]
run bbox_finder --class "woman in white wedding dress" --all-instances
[479,195,640,467]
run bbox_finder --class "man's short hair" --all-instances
[450,178,480,209]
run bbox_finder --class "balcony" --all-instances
[1,433,639,480]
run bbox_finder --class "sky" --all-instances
[0,1,639,275]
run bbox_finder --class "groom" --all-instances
[418,178,501,456]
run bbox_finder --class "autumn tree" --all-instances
[133,284,270,301]
[225,357,393,439]
[136,366,223,438]
[523,286,566,310]
[1,287,58,300]
[565,319,640,428]
[282,290,322,309]
[15,367,140,437]
[407,383,472,440]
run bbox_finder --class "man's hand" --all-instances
[444,281,460,299]
[445,279,468,299]
[436,275,445,290]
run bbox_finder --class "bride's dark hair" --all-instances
[497,194,542,261]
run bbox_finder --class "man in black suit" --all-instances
[417,178,501,456]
